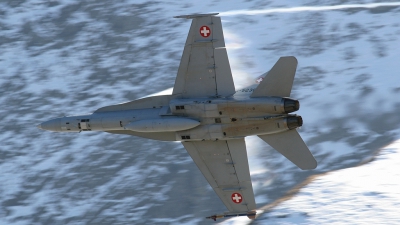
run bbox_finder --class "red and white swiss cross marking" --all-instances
[199,26,211,37]
[231,192,243,204]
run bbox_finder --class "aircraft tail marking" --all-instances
[250,56,298,98]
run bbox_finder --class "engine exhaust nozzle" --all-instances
[284,98,300,113]
[286,115,303,130]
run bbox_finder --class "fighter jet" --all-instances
[38,13,317,221]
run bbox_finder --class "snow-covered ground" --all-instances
[254,137,400,224]
[1,0,399,224]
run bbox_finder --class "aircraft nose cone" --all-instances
[37,123,42,130]
[39,118,62,132]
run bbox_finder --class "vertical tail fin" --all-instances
[250,56,298,98]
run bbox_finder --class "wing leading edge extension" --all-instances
[182,139,256,213]
[173,14,235,98]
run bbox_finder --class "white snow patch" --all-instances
[220,2,400,16]
[251,138,400,224]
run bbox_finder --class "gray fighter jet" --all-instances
[38,13,317,221]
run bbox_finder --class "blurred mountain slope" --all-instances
[0,1,399,224]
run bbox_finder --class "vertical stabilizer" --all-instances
[250,56,298,98]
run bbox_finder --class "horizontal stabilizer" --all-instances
[251,56,298,98]
[258,130,317,170]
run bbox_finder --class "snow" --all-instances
[254,138,400,224]
[219,2,400,16]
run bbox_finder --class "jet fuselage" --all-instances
[38,95,302,142]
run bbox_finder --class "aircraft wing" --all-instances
[182,139,256,213]
[173,14,235,98]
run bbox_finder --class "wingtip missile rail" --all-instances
[206,211,257,221]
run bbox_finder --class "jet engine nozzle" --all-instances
[283,98,300,113]
[125,118,200,132]
[286,115,303,130]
